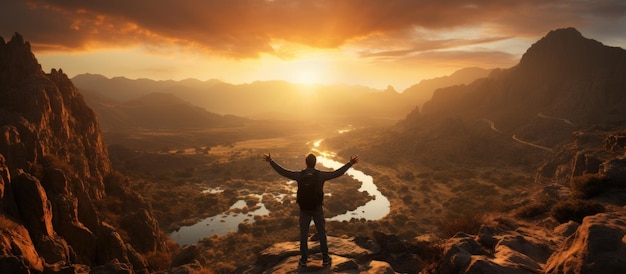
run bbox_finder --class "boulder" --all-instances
[96,222,129,266]
[0,219,43,272]
[90,259,132,274]
[121,208,163,253]
[11,170,54,238]
[545,210,626,273]
[171,245,201,267]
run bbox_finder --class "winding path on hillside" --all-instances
[483,118,553,152]
[537,112,576,126]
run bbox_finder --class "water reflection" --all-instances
[170,199,270,246]
[170,138,390,245]
[313,150,390,221]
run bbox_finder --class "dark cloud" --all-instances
[2,0,624,58]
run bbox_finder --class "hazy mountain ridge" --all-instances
[0,33,169,273]
[72,67,491,123]
[402,67,492,108]
[83,90,249,131]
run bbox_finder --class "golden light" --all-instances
[286,54,330,85]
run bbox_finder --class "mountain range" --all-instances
[72,66,491,126]
[341,27,626,168]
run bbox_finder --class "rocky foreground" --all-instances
[228,207,626,273]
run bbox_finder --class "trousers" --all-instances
[299,206,329,261]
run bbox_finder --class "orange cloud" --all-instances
[2,0,625,59]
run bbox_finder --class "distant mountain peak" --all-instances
[518,27,613,71]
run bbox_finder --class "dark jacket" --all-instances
[269,160,353,184]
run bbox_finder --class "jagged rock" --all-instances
[601,156,626,184]
[153,261,203,274]
[366,260,396,274]
[544,210,626,273]
[0,33,168,272]
[553,221,579,237]
[171,245,201,267]
[604,133,626,153]
[35,234,70,265]
[121,208,163,253]
[436,223,560,274]
[11,170,54,238]
[90,259,132,274]
[571,152,601,177]
[96,222,129,266]
[0,218,43,272]
[249,236,377,273]
[126,244,149,274]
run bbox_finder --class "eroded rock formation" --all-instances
[0,33,167,273]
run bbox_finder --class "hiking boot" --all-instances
[322,257,332,267]
[298,258,307,268]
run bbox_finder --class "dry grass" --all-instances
[438,212,484,238]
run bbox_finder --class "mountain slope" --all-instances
[335,28,626,169]
[402,67,492,107]
[84,91,249,130]
[0,33,168,273]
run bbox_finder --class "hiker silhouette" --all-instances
[263,153,359,268]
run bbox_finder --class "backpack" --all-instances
[297,169,322,210]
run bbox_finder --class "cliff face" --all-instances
[0,33,166,273]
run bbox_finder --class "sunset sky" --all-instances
[2,0,625,91]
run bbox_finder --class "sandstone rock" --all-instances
[126,244,149,274]
[250,236,383,273]
[171,245,201,267]
[601,156,626,185]
[366,260,396,274]
[12,170,54,238]
[153,261,203,274]
[96,222,129,266]
[553,221,579,237]
[497,234,552,264]
[90,259,132,274]
[545,210,626,273]
[0,219,44,272]
[571,152,601,177]
[121,208,163,253]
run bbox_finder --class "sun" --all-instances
[293,68,321,85]
[286,55,330,85]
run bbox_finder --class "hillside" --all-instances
[337,28,626,169]
[83,91,249,131]
[0,33,173,273]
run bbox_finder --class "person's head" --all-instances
[305,153,316,168]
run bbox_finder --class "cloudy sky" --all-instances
[2,0,625,90]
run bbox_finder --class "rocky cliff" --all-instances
[0,33,167,273]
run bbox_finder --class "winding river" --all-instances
[170,139,390,246]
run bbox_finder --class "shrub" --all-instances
[515,197,555,219]
[438,212,484,238]
[144,251,172,271]
[550,199,605,223]
[571,174,608,199]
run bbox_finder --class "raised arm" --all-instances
[263,153,300,180]
[319,155,359,181]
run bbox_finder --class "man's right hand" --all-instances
[350,155,359,165]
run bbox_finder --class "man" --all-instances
[263,153,359,268]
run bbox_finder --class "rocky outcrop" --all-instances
[545,210,626,273]
[242,236,396,273]
[0,33,168,273]
[428,208,626,274]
